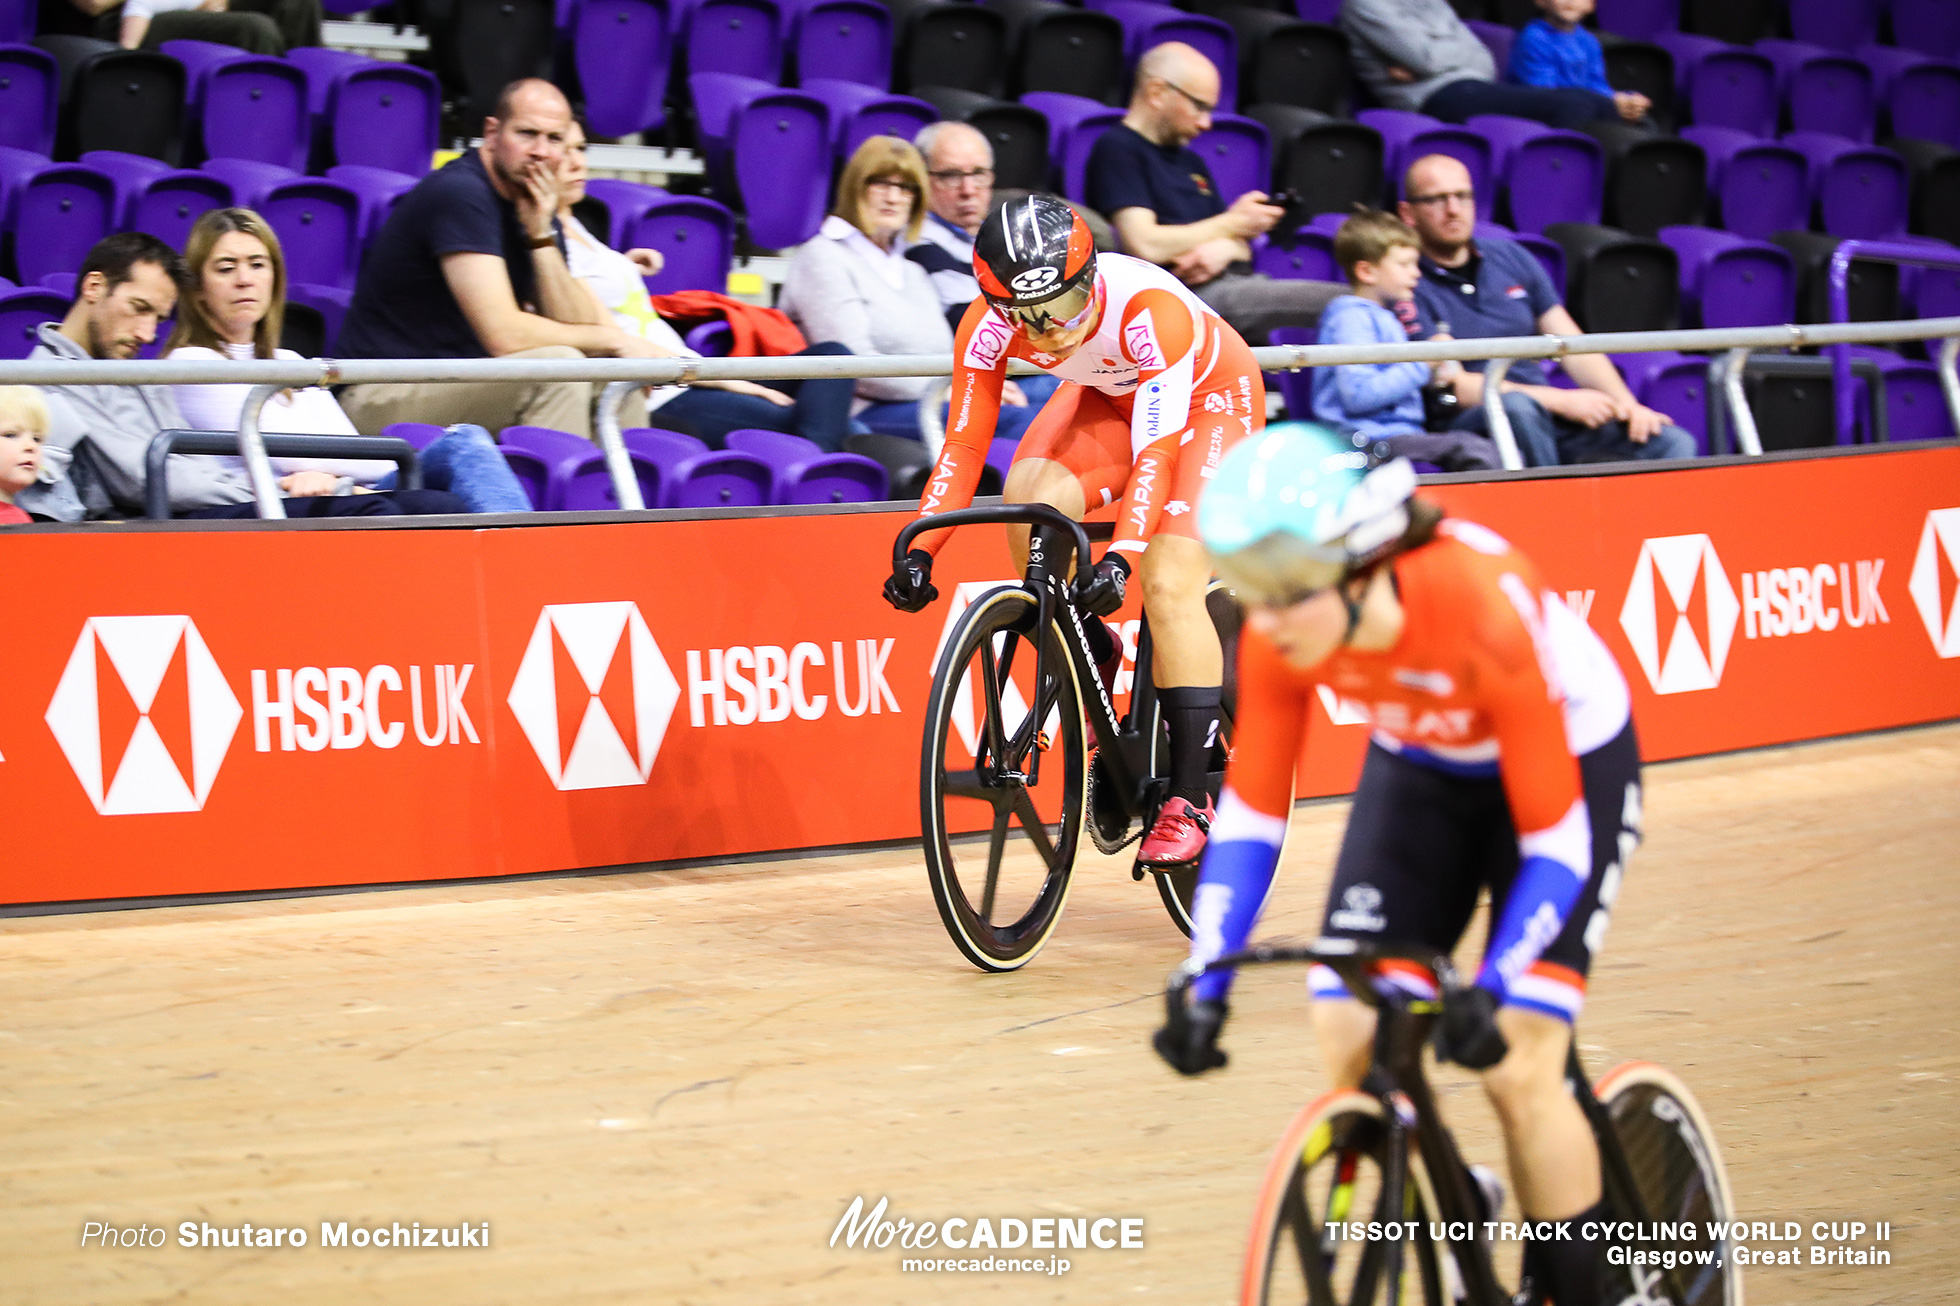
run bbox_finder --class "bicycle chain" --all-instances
[1086,752,1143,855]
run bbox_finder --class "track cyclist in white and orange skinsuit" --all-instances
[883,193,1267,866]
[1154,423,1645,1306]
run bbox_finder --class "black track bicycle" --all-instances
[893,504,1289,972]
[1165,938,1741,1306]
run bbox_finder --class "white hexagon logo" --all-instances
[1618,535,1741,695]
[1907,507,1960,658]
[45,615,244,815]
[506,602,680,790]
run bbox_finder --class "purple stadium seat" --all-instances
[1893,0,1960,62]
[785,0,891,90]
[258,178,363,291]
[625,195,736,293]
[1860,45,1960,151]
[1680,124,1809,239]
[1595,0,1678,42]
[0,0,29,42]
[684,320,732,354]
[1358,108,1493,201]
[1266,324,1314,420]
[1291,0,1336,22]
[1782,131,1910,239]
[689,73,831,249]
[0,44,58,157]
[1652,32,1778,136]
[1755,39,1875,142]
[800,78,936,159]
[0,286,64,358]
[1190,113,1269,205]
[723,427,889,503]
[129,169,233,248]
[79,149,169,224]
[1477,219,1567,293]
[1465,20,1512,77]
[1021,90,1121,200]
[159,39,308,171]
[570,0,673,138]
[0,144,43,231]
[1787,0,1881,53]
[38,271,74,297]
[1613,349,1711,453]
[0,275,12,290]
[285,282,349,352]
[322,62,440,177]
[1846,345,1957,442]
[685,0,786,82]
[380,422,446,450]
[623,427,772,507]
[1253,231,1336,283]
[1657,224,1795,327]
[326,164,416,243]
[500,423,663,511]
[985,434,1017,483]
[1467,114,1603,233]
[13,164,116,284]
[581,177,670,248]
[199,157,298,208]
[284,47,370,119]
[1083,0,1236,111]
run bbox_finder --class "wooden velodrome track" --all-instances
[3,723,1956,1304]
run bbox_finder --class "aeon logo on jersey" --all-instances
[45,616,244,815]
[506,602,681,791]
[1617,535,1741,695]
[1908,507,1960,657]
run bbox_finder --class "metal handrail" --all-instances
[8,315,1957,517]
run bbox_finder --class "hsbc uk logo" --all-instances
[506,602,682,791]
[1909,508,1960,658]
[1619,535,1741,695]
[45,616,244,815]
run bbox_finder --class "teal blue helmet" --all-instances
[1198,422,1419,606]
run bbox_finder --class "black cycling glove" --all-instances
[1433,985,1508,1070]
[884,548,939,613]
[1153,995,1229,1076]
[1075,552,1131,618]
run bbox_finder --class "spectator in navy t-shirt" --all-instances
[1400,154,1695,465]
[1082,41,1342,344]
[335,78,673,441]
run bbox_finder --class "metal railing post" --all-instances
[1720,348,1763,456]
[238,383,288,519]
[917,376,952,457]
[1480,358,1524,470]
[595,380,648,511]
[1940,337,1960,440]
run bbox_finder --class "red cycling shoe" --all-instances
[1138,795,1214,867]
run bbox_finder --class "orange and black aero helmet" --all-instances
[974,194,1098,336]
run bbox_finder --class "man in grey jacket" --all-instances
[20,233,451,521]
[1341,0,1617,128]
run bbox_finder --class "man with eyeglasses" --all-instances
[1084,42,1343,345]
[1399,154,1696,466]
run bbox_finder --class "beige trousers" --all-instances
[338,346,649,441]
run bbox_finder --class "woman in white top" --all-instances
[165,208,530,514]
[778,135,1039,444]
[556,123,858,452]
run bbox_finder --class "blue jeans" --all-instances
[1421,78,1617,131]
[652,341,858,452]
[858,372,1060,445]
[375,424,532,513]
[1452,391,1698,466]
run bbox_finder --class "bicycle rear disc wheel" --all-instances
[1595,1061,1744,1306]
[1242,1089,1450,1306]
[921,585,1087,972]
[1155,582,1290,937]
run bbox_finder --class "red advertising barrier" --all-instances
[4,445,1957,905]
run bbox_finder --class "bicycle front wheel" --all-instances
[1242,1089,1450,1306]
[1595,1061,1744,1306]
[920,585,1087,971]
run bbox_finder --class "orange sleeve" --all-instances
[1221,628,1312,819]
[1108,290,1202,558]
[1464,577,1584,839]
[913,298,1009,558]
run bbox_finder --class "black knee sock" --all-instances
[1527,1197,1610,1306]
[1083,615,1117,666]
[1160,685,1222,806]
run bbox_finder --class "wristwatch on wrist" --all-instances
[529,231,556,249]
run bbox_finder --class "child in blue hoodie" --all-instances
[1511,0,1652,124]
[1311,210,1498,470]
